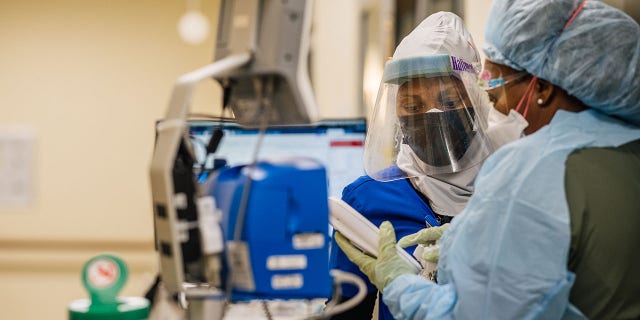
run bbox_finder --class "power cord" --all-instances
[303,270,368,320]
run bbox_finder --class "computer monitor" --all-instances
[189,118,367,198]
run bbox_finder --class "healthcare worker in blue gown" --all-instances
[328,12,527,320]
[336,0,640,319]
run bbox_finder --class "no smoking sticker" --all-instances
[87,259,120,288]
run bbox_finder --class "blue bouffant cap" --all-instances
[484,0,640,125]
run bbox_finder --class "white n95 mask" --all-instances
[484,107,528,149]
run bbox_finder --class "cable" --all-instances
[261,300,274,320]
[322,279,341,316]
[232,77,268,245]
[303,270,368,320]
[224,76,270,302]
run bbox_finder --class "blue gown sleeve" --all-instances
[382,111,639,320]
[384,274,456,320]
[381,199,583,320]
[380,134,587,320]
[330,174,442,320]
[330,175,434,297]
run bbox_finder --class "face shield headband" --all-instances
[364,54,493,181]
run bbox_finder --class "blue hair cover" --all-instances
[484,0,640,125]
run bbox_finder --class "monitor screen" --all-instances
[189,118,367,198]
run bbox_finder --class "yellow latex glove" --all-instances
[334,221,416,292]
[421,246,441,264]
[397,223,449,248]
[397,224,449,263]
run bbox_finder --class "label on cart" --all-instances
[292,233,324,249]
[176,220,191,243]
[266,255,307,270]
[271,274,303,289]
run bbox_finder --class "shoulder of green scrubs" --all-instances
[382,110,640,320]
[566,139,640,319]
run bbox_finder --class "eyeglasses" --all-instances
[478,71,528,91]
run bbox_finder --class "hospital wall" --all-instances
[0,1,492,319]
[0,1,222,318]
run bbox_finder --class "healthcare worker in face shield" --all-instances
[336,0,640,319]
[329,12,518,320]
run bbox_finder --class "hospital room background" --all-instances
[0,0,637,319]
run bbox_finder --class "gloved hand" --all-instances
[397,224,449,263]
[334,221,416,292]
[420,246,441,264]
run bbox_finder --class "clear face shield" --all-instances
[364,55,494,181]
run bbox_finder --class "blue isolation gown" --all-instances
[330,171,442,320]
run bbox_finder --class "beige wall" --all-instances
[464,0,493,65]
[0,0,221,319]
[0,0,494,319]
